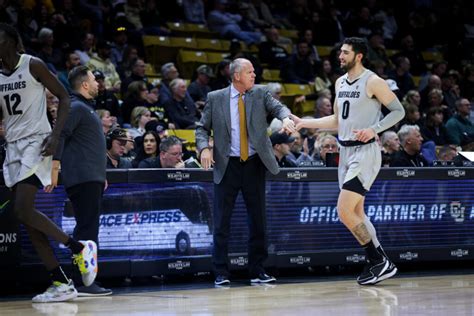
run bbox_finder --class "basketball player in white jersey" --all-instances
[0,23,98,302]
[292,37,405,285]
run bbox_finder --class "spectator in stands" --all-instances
[297,29,321,64]
[227,39,263,83]
[288,0,312,32]
[311,134,339,166]
[128,106,152,139]
[418,61,448,92]
[391,34,427,76]
[120,58,149,96]
[106,128,133,168]
[249,0,291,29]
[281,40,315,84]
[36,27,63,72]
[122,129,137,163]
[110,26,128,68]
[132,130,160,167]
[164,78,200,129]
[380,131,400,166]
[419,74,442,111]
[420,106,448,145]
[117,45,139,79]
[183,0,206,24]
[445,98,474,146]
[367,32,391,70]
[93,70,121,122]
[138,136,187,168]
[344,6,374,38]
[270,132,297,168]
[210,59,231,91]
[121,81,154,125]
[74,32,95,65]
[426,88,451,121]
[287,130,313,166]
[258,27,289,69]
[46,89,59,128]
[87,39,121,92]
[188,65,213,107]
[159,62,180,105]
[387,56,415,98]
[96,109,114,135]
[314,96,332,118]
[399,104,422,128]
[207,0,262,46]
[460,64,474,102]
[390,125,428,167]
[140,0,172,36]
[402,90,421,109]
[58,51,81,93]
[437,145,457,162]
[441,73,460,111]
[314,58,333,96]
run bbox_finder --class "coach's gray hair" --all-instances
[397,124,419,146]
[38,27,53,43]
[229,58,248,80]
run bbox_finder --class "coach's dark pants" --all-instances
[67,181,103,286]
[213,155,267,277]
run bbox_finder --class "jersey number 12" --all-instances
[3,93,23,116]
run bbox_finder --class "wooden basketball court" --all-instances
[1,272,473,315]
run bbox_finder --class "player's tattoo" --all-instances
[351,223,371,245]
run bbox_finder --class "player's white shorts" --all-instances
[338,142,381,191]
[3,133,52,188]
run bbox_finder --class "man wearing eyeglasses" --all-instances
[138,136,185,169]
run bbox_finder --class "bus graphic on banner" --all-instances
[61,185,213,255]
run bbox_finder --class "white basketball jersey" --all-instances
[336,69,382,141]
[0,54,52,143]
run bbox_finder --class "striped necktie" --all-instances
[238,93,248,161]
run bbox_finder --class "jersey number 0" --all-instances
[3,93,23,116]
[341,100,350,119]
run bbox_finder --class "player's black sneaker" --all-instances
[372,259,397,284]
[357,258,389,285]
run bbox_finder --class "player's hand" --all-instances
[200,148,214,170]
[41,135,58,156]
[353,128,376,143]
[281,117,296,134]
[290,114,304,131]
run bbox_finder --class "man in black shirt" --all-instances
[390,124,429,167]
[270,132,296,167]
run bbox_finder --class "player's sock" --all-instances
[65,237,84,255]
[49,265,69,284]
[363,240,384,263]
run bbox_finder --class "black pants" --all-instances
[67,181,103,285]
[213,156,267,277]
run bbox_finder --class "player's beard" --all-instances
[341,56,357,72]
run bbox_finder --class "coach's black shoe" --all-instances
[214,275,230,285]
[357,258,389,285]
[250,273,276,284]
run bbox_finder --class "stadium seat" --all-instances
[422,51,443,63]
[282,84,312,96]
[168,129,196,151]
[170,37,198,49]
[142,36,175,69]
[278,29,299,40]
[316,46,333,57]
[262,69,282,82]
[412,76,422,88]
[177,50,208,79]
[144,63,159,78]
[196,38,226,51]
[206,52,229,66]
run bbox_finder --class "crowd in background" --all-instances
[0,0,473,169]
